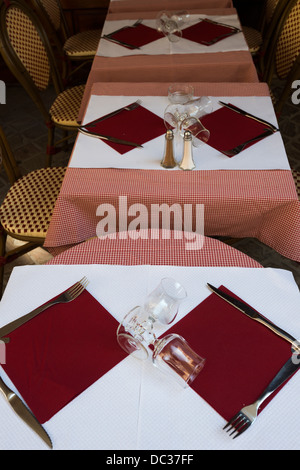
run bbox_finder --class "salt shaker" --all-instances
[179,130,195,170]
[161,129,177,168]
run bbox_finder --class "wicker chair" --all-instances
[291,168,300,200]
[30,0,101,77]
[261,0,300,115]
[0,125,66,296]
[242,0,292,60]
[0,0,84,166]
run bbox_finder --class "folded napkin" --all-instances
[182,18,239,45]
[2,288,127,423]
[107,23,164,49]
[165,287,294,421]
[201,105,274,157]
[83,104,166,154]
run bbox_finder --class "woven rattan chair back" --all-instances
[0,0,63,120]
[0,127,21,186]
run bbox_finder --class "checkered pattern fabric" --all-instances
[39,0,61,30]
[292,168,300,200]
[0,167,66,239]
[6,6,50,91]
[276,0,300,78]
[50,84,85,126]
[242,26,262,53]
[64,30,101,58]
[47,231,262,268]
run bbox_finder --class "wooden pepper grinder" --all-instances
[179,130,195,170]
[161,129,177,168]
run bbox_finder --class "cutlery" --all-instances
[222,129,274,156]
[202,17,241,33]
[0,277,89,341]
[0,376,52,448]
[207,284,299,351]
[201,31,240,45]
[105,18,143,36]
[80,100,141,128]
[102,35,141,49]
[223,355,300,438]
[219,101,279,132]
[78,128,143,148]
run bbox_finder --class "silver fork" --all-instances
[222,129,274,157]
[224,356,300,438]
[0,277,89,340]
[80,100,142,130]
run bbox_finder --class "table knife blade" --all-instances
[0,376,52,448]
[207,283,299,349]
[78,128,143,148]
[218,101,278,132]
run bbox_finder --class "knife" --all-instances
[78,128,143,148]
[207,283,299,351]
[102,35,141,49]
[80,100,141,128]
[218,101,279,132]
[202,17,241,33]
[0,376,52,448]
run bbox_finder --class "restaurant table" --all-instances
[108,0,234,13]
[1,234,300,449]
[44,82,300,263]
[78,8,258,122]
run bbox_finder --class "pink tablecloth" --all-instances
[78,8,258,121]
[45,82,300,262]
[47,230,261,267]
[108,0,233,13]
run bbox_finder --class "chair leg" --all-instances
[0,225,7,298]
[46,124,56,167]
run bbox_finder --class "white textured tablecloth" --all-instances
[0,265,299,450]
[70,95,289,170]
[98,15,248,57]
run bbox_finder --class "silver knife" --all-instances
[0,376,52,448]
[218,101,279,132]
[102,35,140,49]
[207,283,299,351]
[80,100,141,128]
[78,128,143,148]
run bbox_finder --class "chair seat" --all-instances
[0,167,66,240]
[242,26,263,53]
[292,168,300,200]
[50,84,84,127]
[63,30,101,58]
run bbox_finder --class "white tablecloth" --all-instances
[0,265,299,450]
[98,15,248,57]
[70,95,289,170]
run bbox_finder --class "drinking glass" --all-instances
[168,84,194,104]
[180,116,210,147]
[184,96,213,119]
[156,11,182,43]
[152,334,206,387]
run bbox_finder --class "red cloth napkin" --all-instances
[109,23,164,48]
[165,287,294,421]
[2,288,127,423]
[201,105,273,157]
[84,104,166,154]
[182,18,238,45]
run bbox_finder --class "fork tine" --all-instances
[68,277,89,298]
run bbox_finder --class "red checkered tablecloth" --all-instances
[108,0,233,13]
[44,82,300,262]
[47,230,262,267]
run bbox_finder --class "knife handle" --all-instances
[256,317,299,351]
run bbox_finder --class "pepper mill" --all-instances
[161,129,177,168]
[179,130,195,170]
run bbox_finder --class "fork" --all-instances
[79,100,142,130]
[222,129,274,156]
[0,277,89,340]
[223,356,300,438]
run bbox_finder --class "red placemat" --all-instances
[165,286,294,421]
[108,23,164,48]
[201,105,274,157]
[84,104,166,154]
[2,288,127,423]
[182,18,239,45]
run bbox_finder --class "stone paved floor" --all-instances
[0,76,299,292]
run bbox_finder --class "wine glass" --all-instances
[180,116,210,147]
[116,278,187,359]
[156,11,182,43]
[168,83,194,104]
